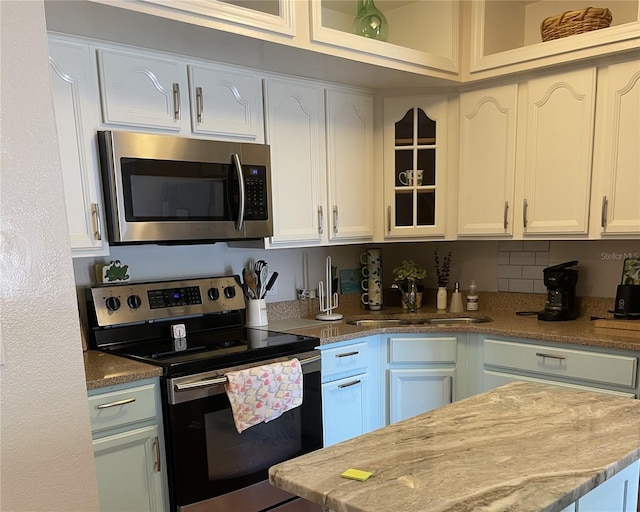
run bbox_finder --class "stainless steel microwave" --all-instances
[97,130,273,244]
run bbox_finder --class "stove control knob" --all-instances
[223,286,236,299]
[105,296,121,312]
[207,288,220,301]
[127,294,142,309]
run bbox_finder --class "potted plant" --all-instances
[392,259,427,311]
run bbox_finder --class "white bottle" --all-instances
[466,279,479,311]
[449,282,464,313]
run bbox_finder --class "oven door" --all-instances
[164,352,322,512]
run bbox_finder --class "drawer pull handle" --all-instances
[96,397,136,409]
[535,352,566,361]
[338,379,362,389]
[336,351,359,358]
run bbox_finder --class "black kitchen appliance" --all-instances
[538,260,579,321]
[612,284,640,319]
[86,275,322,512]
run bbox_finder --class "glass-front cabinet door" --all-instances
[383,96,448,238]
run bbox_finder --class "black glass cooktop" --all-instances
[96,325,319,377]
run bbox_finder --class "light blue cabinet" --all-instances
[319,336,382,446]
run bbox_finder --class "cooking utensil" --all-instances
[255,260,269,299]
[242,268,257,299]
[262,272,279,298]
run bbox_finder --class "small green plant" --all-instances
[392,259,427,283]
[434,249,452,288]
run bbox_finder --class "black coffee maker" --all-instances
[538,261,579,321]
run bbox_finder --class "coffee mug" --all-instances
[361,279,368,291]
[361,292,369,305]
[399,169,424,186]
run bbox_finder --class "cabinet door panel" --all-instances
[458,84,517,236]
[389,368,454,423]
[595,60,640,235]
[97,49,190,131]
[326,89,374,241]
[264,79,326,244]
[93,425,164,512]
[578,460,639,511]
[522,68,596,235]
[189,64,264,142]
[322,374,369,446]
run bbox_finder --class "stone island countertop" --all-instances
[269,382,640,512]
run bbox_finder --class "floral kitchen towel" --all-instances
[224,358,303,433]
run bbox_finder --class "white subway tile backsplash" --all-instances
[497,243,549,295]
[498,265,522,278]
[523,241,550,251]
[510,251,536,265]
[522,265,546,279]
[498,241,524,252]
[509,279,535,293]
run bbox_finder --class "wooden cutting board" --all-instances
[593,319,640,331]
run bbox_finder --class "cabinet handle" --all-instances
[522,199,528,228]
[601,196,608,228]
[196,86,203,123]
[503,201,509,230]
[335,351,359,358]
[91,203,102,241]
[333,205,338,235]
[535,352,566,361]
[318,205,324,234]
[387,205,391,234]
[152,436,161,472]
[96,397,136,409]
[338,379,362,389]
[172,83,181,120]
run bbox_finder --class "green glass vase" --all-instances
[353,0,388,42]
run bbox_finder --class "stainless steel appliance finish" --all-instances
[86,275,322,512]
[97,130,273,244]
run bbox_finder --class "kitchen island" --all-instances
[269,382,640,512]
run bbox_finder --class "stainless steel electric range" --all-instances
[86,275,323,512]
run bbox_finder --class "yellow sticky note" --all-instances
[341,468,373,481]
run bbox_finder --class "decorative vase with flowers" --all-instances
[392,259,426,312]
[435,249,452,310]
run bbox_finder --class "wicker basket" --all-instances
[541,7,612,42]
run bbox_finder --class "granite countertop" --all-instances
[264,307,640,352]
[269,381,640,512]
[84,350,162,390]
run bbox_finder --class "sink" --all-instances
[424,315,493,325]
[346,319,413,327]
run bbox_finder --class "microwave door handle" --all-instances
[232,153,245,231]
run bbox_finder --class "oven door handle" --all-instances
[173,354,321,392]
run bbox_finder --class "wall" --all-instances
[0,2,99,510]
[74,238,639,310]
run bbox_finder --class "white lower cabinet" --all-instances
[482,337,638,397]
[575,459,639,512]
[385,335,458,424]
[88,378,168,512]
[320,336,382,446]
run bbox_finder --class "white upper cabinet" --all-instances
[383,96,449,239]
[97,48,191,132]
[325,88,374,242]
[519,67,596,236]
[458,84,518,236]
[310,0,460,76]
[48,36,109,257]
[264,78,327,246]
[189,63,264,142]
[467,0,640,80]
[591,59,640,237]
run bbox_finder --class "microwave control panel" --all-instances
[243,166,268,220]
